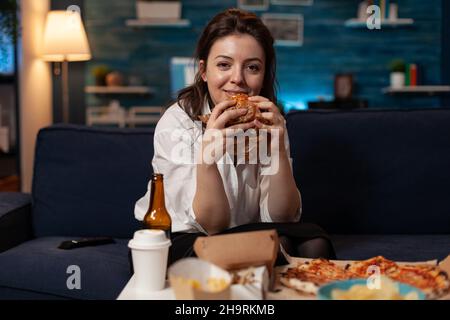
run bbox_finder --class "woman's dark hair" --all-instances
[177,8,277,121]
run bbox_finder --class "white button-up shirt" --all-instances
[134,101,302,234]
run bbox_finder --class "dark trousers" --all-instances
[129,222,336,275]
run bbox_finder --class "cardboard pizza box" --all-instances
[193,229,279,276]
[269,252,450,300]
[438,255,450,300]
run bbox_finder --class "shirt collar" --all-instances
[201,97,212,115]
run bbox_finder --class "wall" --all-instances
[441,0,450,108]
[84,0,444,113]
[19,0,53,192]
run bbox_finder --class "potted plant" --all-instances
[91,65,111,86]
[136,0,181,20]
[105,71,125,87]
[389,59,406,88]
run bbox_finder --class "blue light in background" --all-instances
[278,90,333,113]
[170,57,197,99]
[0,33,14,75]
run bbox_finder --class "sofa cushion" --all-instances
[0,192,31,218]
[0,287,71,300]
[0,192,32,252]
[0,237,131,300]
[286,109,450,234]
[331,234,450,262]
[32,125,153,238]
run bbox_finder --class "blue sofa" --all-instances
[1,108,450,299]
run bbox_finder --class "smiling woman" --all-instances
[177,8,277,122]
[133,8,336,269]
[198,34,266,105]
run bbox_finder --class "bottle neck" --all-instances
[149,177,166,210]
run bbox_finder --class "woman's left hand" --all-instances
[248,95,286,145]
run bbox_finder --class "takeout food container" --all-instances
[168,258,232,300]
[231,265,270,300]
[193,229,279,276]
[193,229,279,298]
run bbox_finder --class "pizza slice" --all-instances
[278,256,450,300]
[345,256,399,277]
[345,256,450,299]
[279,259,350,295]
[387,264,450,299]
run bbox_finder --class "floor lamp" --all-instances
[42,10,91,123]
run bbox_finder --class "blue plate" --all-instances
[318,278,426,300]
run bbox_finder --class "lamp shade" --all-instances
[42,10,91,61]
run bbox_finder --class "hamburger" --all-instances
[198,93,272,127]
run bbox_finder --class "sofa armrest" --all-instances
[0,192,33,252]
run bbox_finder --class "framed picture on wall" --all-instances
[238,0,270,11]
[270,0,313,5]
[261,14,304,46]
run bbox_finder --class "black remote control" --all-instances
[58,237,115,250]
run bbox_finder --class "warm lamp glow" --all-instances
[42,10,91,61]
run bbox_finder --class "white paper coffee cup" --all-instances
[128,229,171,292]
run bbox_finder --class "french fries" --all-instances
[173,276,229,293]
[331,276,420,300]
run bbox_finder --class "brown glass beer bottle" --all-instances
[143,173,172,239]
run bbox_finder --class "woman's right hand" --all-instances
[201,100,256,163]
[205,99,254,130]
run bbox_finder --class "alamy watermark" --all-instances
[66,265,81,290]
[366,265,381,289]
[157,124,282,175]
[366,5,381,30]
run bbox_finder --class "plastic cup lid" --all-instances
[128,229,171,250]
